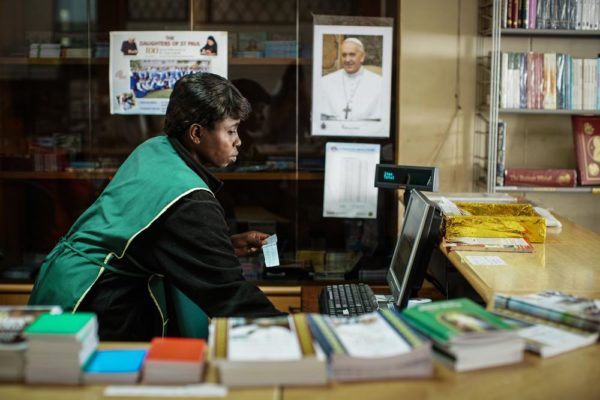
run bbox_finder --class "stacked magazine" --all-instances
[403,298,525,372]
[307,310,432,381]
[210,314,327,387]
[23,312,99,384]
[0,305,62,381]
[493,291,600,358]
[83,348,147,384]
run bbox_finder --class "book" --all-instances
[144,337,206,384]
[493,291,600,333]
[503,168,577,187]
[307,310,432,381]
[23,312,99,384]
[442,236,534,253]
[210,314,327,387]
[494,308,599,358]
[0,305,62,381]
[496,120,506,186]
[83,349,147,384]
[572,115,600,185]
[402,298,524,372]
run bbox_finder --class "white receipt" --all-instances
[465,255,506,266]
[262,234,280,267]
[104,384,227,397]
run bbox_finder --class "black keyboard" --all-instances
[319,283,379,317]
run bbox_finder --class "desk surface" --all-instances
[1,344,598,400]
[444,215,600,303]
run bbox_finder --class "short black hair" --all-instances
[164,72,251,137]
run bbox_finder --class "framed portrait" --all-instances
[311,22,393,138]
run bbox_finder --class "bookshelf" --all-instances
[0,0,399,280]
[475,0,600,219]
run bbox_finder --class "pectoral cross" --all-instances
[343,103,351,120]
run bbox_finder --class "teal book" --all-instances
[24,312,97,342]
[83,349,147,384]
[402,298,514,344]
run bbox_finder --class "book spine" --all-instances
[496,121,506,186]
[494,295,599,332]
[378,309,425,348]
[306,314,345,357]
[213,318,229,359]
[504,168,577,187]
[291,314,316,356]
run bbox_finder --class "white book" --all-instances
[210,314,327,387]
[543,53,557,110]
[583,59,596,110]
[572,58,583,110]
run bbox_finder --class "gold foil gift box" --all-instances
[444,203,546,243]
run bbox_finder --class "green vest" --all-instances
[29,135,210,337]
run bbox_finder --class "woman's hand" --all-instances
[230,231,270,257]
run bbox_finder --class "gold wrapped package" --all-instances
[444,203,546,243]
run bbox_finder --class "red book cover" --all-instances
[504,168,577,187]
[146,337,206,363]
[572,116,600,185]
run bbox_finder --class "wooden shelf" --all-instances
[501,28,600,37]
[0,57,108,65]
[499,108,600,116]
[0,170,323,181]
[0,57,309,66]
[496,186,600,194]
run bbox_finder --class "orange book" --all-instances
[146,337,206,363]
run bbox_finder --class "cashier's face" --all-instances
[190,117,241,167]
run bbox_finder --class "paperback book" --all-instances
[494,308,598,358]
[144,337,206,384]
[402,298,525,372]
[23,312,99,384]
[493,291,600,333]
[83,348,147,384]
[0,305,62,381]
[442,236,534,253]
[210,314,327,387]
[307,310,432,381]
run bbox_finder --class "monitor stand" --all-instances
[374,294,432,311]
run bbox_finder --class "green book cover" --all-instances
[24,312,95,336]
[402,298,512,343]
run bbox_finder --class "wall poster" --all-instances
[312,16,393,138]
[109,31,227,115]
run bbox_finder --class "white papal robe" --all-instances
[319,67,383,121]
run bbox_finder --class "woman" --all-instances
[29,73,282,341]
[200,36,218,56]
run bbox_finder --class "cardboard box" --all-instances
[444,203,546,243]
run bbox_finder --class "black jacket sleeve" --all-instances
[132,189,283,318]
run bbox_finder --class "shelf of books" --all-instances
[0,170,324,181]
[475,0,600,196]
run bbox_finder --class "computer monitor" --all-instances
[386,189,440,309]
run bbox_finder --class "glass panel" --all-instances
[0,0,398,283]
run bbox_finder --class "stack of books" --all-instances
[143,337,206,384]
[0,305,62,381]
[307,310,432,381]
[23,312,99,384]
[210,314,327,387]
[403,299,525,372]
[83,348,147,384]
[493,291,600,358]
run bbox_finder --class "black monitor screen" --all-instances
[386,189,434,309]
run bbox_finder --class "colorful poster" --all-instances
[109,31,227,115]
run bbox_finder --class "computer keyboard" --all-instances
[319,283,379,317]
